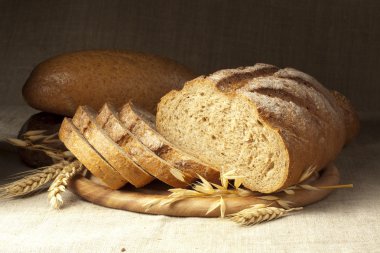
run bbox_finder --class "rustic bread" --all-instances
[156,63,359,193]
[72,106,154,188]
[96,104,192,188]
[118,102,220,183]
[22,50,195,116]
[58,118,126,189]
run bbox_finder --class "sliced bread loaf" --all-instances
[118,102,220,183]
[72,106,154,188]
[96,103,192,187]
[156,63,359,193]
[58,118,127,189]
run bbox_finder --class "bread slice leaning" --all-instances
[58,118,127,189]
[96,104,193,187]
[72,106,154,188]
[157,63,359,193]
[118,102,220,183]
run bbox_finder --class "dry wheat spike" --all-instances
[229,204,303,226]
[1,130,73,199]
[48,160,83,209]
[0,161,69,199]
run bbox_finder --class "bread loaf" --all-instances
[156,63,359,193]
[23,50,195,116]
[18,112,65,167]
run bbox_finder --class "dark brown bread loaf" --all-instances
[23,50,195,116]
[17,112,65,167]
[157,63,359,193]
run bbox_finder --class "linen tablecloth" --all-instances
[0,105,379,253]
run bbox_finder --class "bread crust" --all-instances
[58,118,126,189]
[119,102,221,184]
[157,63,359,192]
[96,104,192,188]
[72,106,154,188]
[22,50,195,116]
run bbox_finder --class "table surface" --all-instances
[0,105,379,253]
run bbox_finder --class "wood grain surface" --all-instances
[69,163,340,217]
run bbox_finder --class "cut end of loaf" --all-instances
[157,80,289,193]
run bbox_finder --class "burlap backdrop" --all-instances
[0,0,379,118]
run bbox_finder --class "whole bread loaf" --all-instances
[23,50,195,116]
[156,63,359,193]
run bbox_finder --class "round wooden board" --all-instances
[68,164,340,217]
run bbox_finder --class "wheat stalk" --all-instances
[257,195,294,209]
[1,130,75,200]
[279,164,353,194]
[282,183,353,195]
[3,130,84,208]
[229,204,303,226]
[48,160,83,209]
[0,161,69,199]
[7,130,73,162]
[298,165,318,183]
[143,173,253,210]
[144,166,352,225]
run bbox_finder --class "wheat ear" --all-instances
[0,161,69,199]
[229,204,303,226]
[48,160,83,209]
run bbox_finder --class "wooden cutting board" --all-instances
[68,164,340,217]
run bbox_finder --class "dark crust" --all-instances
[154,144,171,156]
[216,66,279,92]
[17,112,65,168]
[330,90,360,143]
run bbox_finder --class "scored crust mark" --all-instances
[250,87,321,121]
[215,65,279,92]
[273,70,338,112]
[277,75,315,89]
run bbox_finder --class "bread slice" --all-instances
[72,106,154,188]
[58,118,126,189]
[96,103,192,187]
[118,102,220,183]
[157,63,358,193]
